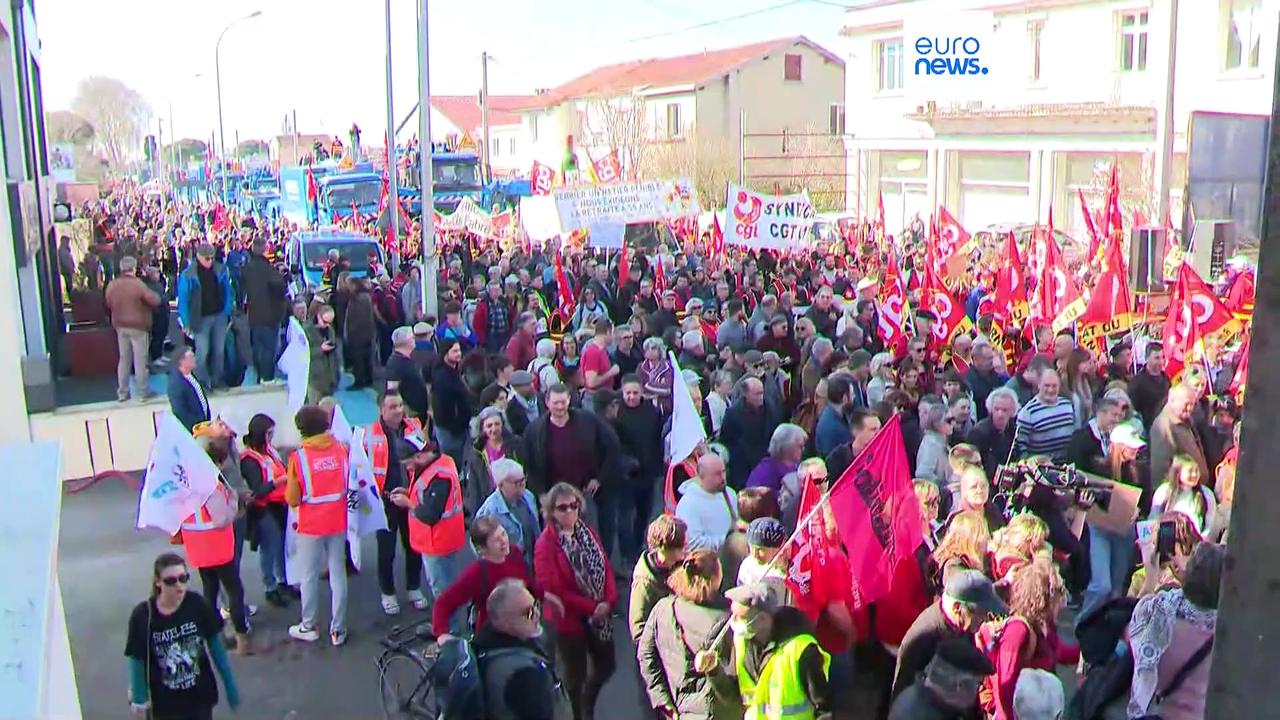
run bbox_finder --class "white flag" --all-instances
[137,414,223,535]
[284,505,302,585]
[666,352,706,466]
[278,316,310,411]
[332,406,388,571]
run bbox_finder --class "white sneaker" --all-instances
[330,629,348,647]
[381,594,401,615]
[406,589,429,611]
[288,623,319,642]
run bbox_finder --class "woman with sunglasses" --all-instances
[126,552,240,720]
[534,482,618,720]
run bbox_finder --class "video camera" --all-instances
[991,459,1113,520]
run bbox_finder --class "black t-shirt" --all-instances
[196,264,223,317]
[891,601,968,701]
[124,592,221,714]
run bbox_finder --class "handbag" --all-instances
[1135,636,1214,720]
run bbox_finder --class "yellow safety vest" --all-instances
[735,633,831,720]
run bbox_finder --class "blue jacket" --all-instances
[814,405,850,458]
[475,488,540,559]
[176,261,234,328]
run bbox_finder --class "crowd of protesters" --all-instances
[90,189,1249,720]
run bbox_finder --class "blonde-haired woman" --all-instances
[867,352,896,405]
[932,509,992,588]
[637,550,738,720]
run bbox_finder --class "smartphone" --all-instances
[1156,520,1177,561]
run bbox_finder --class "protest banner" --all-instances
[277,316,310,411]
[585,222,626,249]
[438,197,497,237]
[136,414,222,535]
[332,406,388,572]
[722,183,816,250]
[553,178,698,231]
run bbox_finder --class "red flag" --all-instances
[591,150,622,184]
[711,212,726,261]
[935,206,971,264]
[992,231,1029,331]
[827,414,923,608]
[1076,229,1133,347]
[1078,189,1102,266]
[212,203,231,233]
[877,263,908,357]
[1162,268,1201,381]
[350,200,362,227]
[1030,230,1084,334]
[920,254,968,348]
[1104,165,1123,239]
[1225,269,1256,317]
[1178,263,1234,337]
[1133,210,1148,228]
[788,478,837,602]
[654,258,668,295]
[530,160,555,196]
[553,250,576,321]
[876,191,886,233]
[618,241,631,285]
[306,167,319,204]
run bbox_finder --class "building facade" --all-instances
[842,0,1276,238]
[516,36,847,209]
[429,95,533,177]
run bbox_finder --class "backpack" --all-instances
[432,637,554,720]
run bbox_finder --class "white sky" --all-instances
[36,0,848,146]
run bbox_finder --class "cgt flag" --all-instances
[332,406,388,572]
[137,414,223,535]
[828,414,923,608]
[592,150,623,183]
[530,160,556,196]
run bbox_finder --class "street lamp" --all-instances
[215,10,262,204]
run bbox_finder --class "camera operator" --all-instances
[996,459,1092,608]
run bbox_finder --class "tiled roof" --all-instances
[430,95,532,132]
[521,35,842,109]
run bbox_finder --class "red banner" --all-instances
[992,231,1028,331]
[592,150,622,184]
[877,263,907,357]
[1076,229,1133,346]
[530,160,555,196]
[828,414,923,609]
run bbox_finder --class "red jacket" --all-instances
[533,523,617,637]
[431,550,541,636]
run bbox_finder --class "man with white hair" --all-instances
[1013,668,1064,720]
[105,255,162,401]
[678,329,708,375]
[529,338,561,391]
[966,387,1020,479]
[471,579,572,720]
[385,325,430,418]
[675,453,739,551]
[475,458,540,570]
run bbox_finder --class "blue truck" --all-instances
[279,162,383,227]
[397,150,484,216]
[285,229,386,293]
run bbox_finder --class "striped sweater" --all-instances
[1013,396,1078,461]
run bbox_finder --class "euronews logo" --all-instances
[913,36,988,76]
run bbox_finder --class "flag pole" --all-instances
[703,418,900,652]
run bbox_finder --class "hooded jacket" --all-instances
[638,595,738,720]
[674,479,739,552]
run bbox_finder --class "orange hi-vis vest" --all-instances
[365,417,425,494]
[241,446,288,507]
[407,454,466,557]
[181,484,236,569]
[294,443,349,536]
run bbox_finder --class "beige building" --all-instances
[841,0,1276,244]
[516,36,847,209]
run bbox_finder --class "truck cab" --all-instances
[399,150,483,215]
[285,229,385,294]
[278,162,383,226]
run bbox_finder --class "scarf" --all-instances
[558,519,612,642]
[1127,588,1217,717]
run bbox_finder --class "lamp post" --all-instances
[215,10,262,205]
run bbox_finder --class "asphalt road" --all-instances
[59,479,653,720]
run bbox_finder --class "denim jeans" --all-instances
[256,507,287,588]
[192,314,229,388]
[1080,523,1135,622]
[250,323,280,382]
[422,543,476,634]
[296,532,349,633]
[435,426,469,472]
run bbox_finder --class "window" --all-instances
[491,138,500,157]
[784,53,803,81]
[1226,0,1263,70]
[829,104,845,136]
[877,39,904,92]
[530,113,539,142]
[1027,19,1044,82]
[509,138,515,154]
[1119,10,1148,72]
[665,103,682,138]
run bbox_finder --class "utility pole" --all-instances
[1153,0,1179,229]
[481,50,491,185]
[738,108,746,187]
[418,0,437,318]
[292,109,298,166]
[384,0,400,247]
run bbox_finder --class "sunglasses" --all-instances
[554,502,580,513]
[161,573,190,586]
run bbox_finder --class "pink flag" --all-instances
[828,414,923,608]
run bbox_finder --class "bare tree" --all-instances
[642,135,738,210]
[582,95,648,180]
[46,110,95,146]
[235,139,269,156]
[70,76,151,168]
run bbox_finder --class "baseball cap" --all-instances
[746,517,787,549]
[1110,424,1147,450]
[856,277,878,291]
[510,370,534,387]
[942,569,1008,616]
[412,322,434,337]
[726,582,782,614]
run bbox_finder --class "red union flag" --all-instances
[877,264,907,356]
[1178,262,1233,337]
[530,160,555,195]
[827,414,923,608]
[921,255,968,346]
[936,205,970,258]
[1076,230,1132,346]
[592,150,622,183]
[992,231,1028,331]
